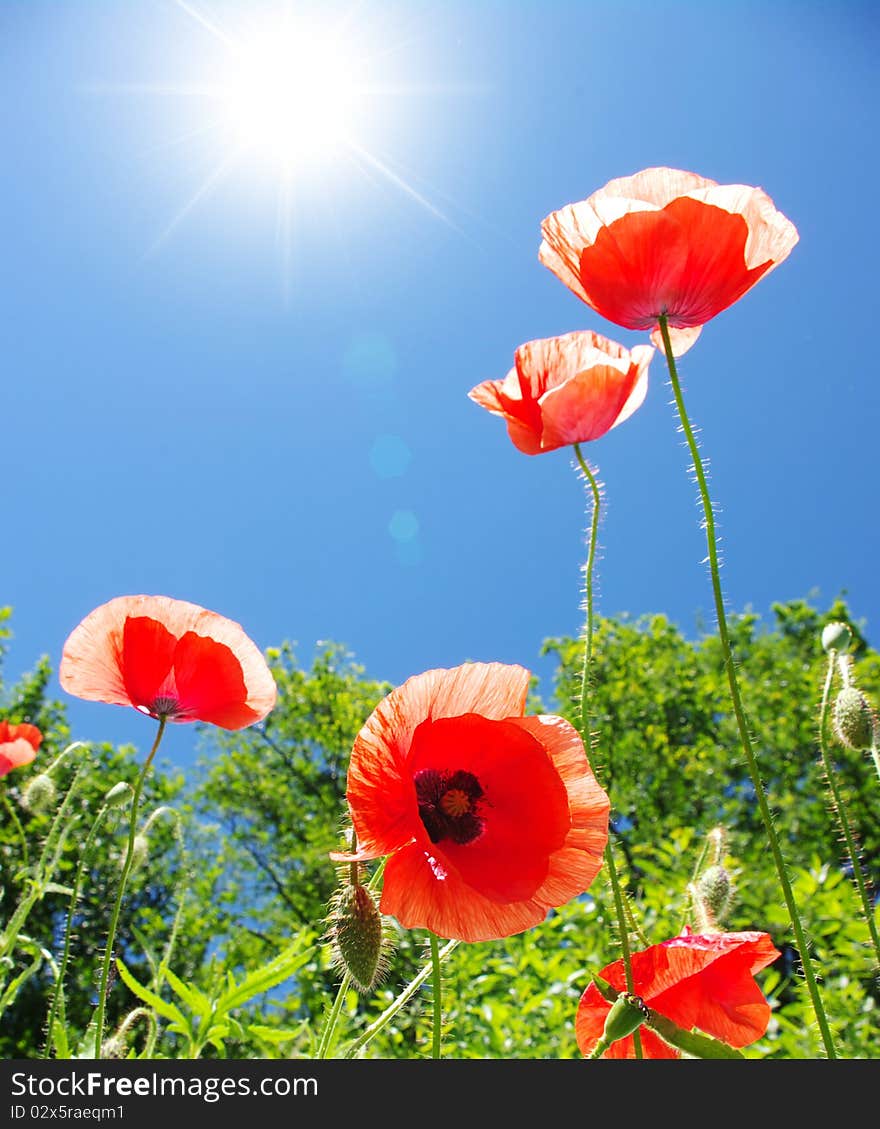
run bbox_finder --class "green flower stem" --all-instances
[870,728,880,786]
[572,443,642,1060]
[342,939,459,1059]
[429,931,442,1058]
[94,717,167,1059]
[315,968,351,1060]
[0,765,85,965]
[658,313,837,1059]
[818,653,880,971]
[2,790,29,870]
[315,855,387,1060]
[43,796,118,1057]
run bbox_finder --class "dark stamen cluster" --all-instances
[414,767,485,845]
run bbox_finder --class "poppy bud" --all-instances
[127,834,150,875]
[599,992,647,1045]
[832,686,876,751]
[20,773,58,814]
[327,880,388,993]
[693,864,735,931]
[822,622,853,655]
[100,1034,128,1059]
[105,782,132,808]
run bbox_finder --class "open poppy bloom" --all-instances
[333,662,610,943]
[539,167,799,355]
[59,595,277,730]
[469,330,652,454]
[577,928,780,1059]
[0,720,42,778]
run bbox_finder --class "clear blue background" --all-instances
[2,0,878,767]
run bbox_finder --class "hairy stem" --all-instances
[429,931,443,1058]
[658,314,837,1058]
[2,791,29,870]
[572,443,642,1059]
[818,653,880,973]
[94,717,166,1059]
[343,939,459,1059]
[44,797,117,1057]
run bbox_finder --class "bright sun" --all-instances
[222,28,359,168]
[102,1,456,278]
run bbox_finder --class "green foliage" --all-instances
[115,931,316,1058]
[2,599,878,1060]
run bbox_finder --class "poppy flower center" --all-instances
[137,695,189,721]
[414,768,485,846]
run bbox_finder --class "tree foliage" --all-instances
[1,597,877,1059]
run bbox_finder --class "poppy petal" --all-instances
[468,368,545,454]
[346,663,531,858]
[60,595,276,730]
[650,324,703,357]
[472,331,651,456]
[509,715,609,904]
[380,841,555,943]
[648,932,780,1047]
[596,167,716,208]
[121,616,178,711]
[540,167,797,332]
[172,631,256,729]
[0,738,39,777]
[408,714,571,902]
[576,930,780,1058]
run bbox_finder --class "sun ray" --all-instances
[343,138,459,231]
[172,0,238,48]
[146,150,241,255]
[86,1,493,290]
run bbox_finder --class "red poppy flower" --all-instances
[333,662,610,943]
[539,167,798,355]
[59,595,277,730]
[469,330,652,455]
[577,928,780,1059]
[0,720,42,778]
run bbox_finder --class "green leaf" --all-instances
[163,967,213,1022]
[215,935,316,1013]
[115,959,188,1029]
[248,1021,311,1046]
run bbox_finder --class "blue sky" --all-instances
[2,0,878,767]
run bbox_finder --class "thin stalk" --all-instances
[658,313,837,1058]
[818,653,880,972]
[0,767,85,964]
[342,939,459,1059]
[678,834,713,935]
[43,798,116,1057]
[315,969,351,1059]
[315,854,387,1060]
[93,717,167,1059]
[572,443,642,1059]
[2,791,29,870]
[429,931,442,1058]
[145,807,189,1057]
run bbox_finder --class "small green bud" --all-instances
[822,622,852,655]
[327,881,388,993]
[20,773,58,814]
[100,1034,128,1059]
[105,782,132,808]
[600,992,647,1045]
[833,686,875,751]
[693,864,735,930]
[127,834,150,875]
